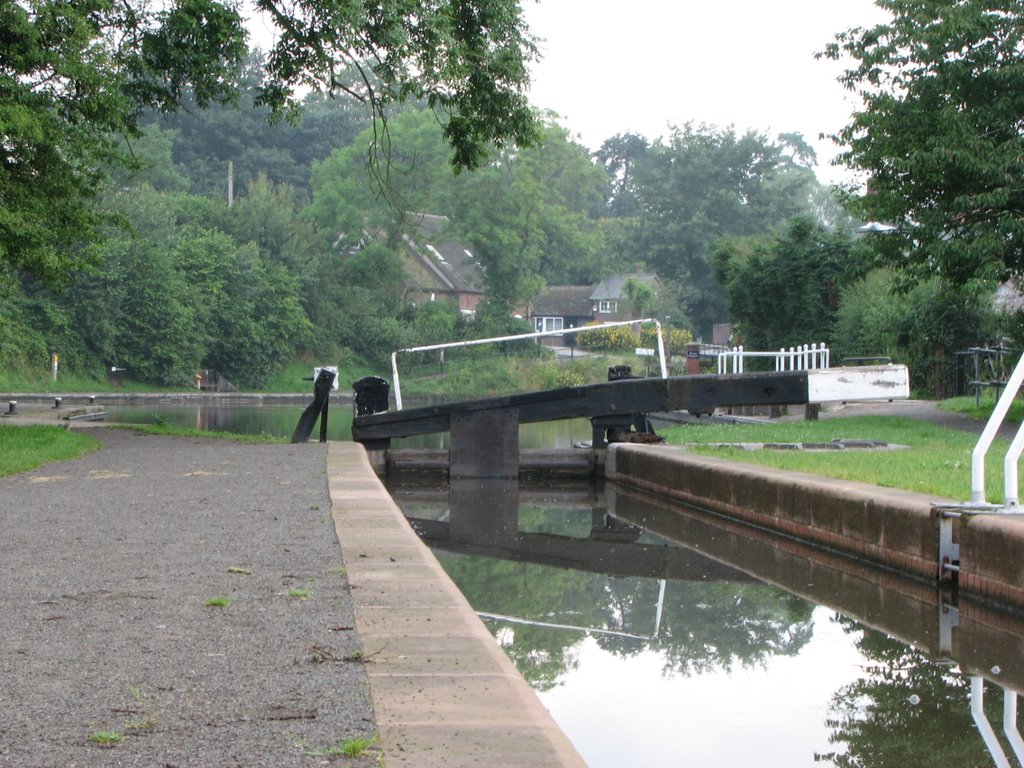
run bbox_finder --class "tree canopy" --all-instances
[712,216,854,351]
[1,0,539,279]
[601,124,821,333]
[822,0,1024,288]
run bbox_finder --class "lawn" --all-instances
[0,425,100,476]
[661,415,1012,504]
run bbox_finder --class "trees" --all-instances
[821,0,1024,287]
[712,217,854,351]
[255,0,539,172]
[309,110,611,309]
[612,125,821,333]
[0,0,247,278]
[2,0,539,279]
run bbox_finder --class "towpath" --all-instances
[0,429,378,767]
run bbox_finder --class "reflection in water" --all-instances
[390,477,1024,768]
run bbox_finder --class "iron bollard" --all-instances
[608,365,633,381]
[352,376,390,416]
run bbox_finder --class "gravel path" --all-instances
[0,429,377,768]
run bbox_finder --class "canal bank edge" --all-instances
[605,443,1024,613]
[326,441,588,768]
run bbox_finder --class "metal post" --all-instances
[972,677,1013,768]
[1004,689,1024,765]
[971,350,1024,503]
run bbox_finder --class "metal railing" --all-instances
[389,318,667,411]
[934,349,1024,581]
[716,343,830,374]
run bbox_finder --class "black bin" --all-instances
[353,376,390,416]
[608,365,633,381]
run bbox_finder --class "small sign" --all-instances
[687,350,700,359]
[635,348,656,357]
[313,366,340,391]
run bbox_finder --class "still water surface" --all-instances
[388,480,1024,767]
[103,402,592,448]
[107,403,1024,766]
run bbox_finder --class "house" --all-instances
[530,286,594,335]
[529,273,661,345]
[588,273,660,321]
[396,213,486,316]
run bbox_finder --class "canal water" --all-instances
[102,401,592,449]
[106,403,1024,766]
[387,477,1024,767]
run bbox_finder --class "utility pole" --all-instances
[227,160,234,208]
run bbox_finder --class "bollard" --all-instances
[352,376,390,416]
[53,397,62,409]
[608,365,633,381]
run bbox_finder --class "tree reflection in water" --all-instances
[435,545,815,690]
[815,615,994,767]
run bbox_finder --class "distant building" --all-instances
[344,213,486,317]
[587,273,659,321]
[529,273,661,345]
[530,286,594,335]
[396,214,486,316]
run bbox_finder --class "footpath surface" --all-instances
[0,429,378,767]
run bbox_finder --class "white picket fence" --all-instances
[716,343,830,375]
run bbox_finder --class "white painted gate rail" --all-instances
[717,343,830,374]
[389,319,667,411]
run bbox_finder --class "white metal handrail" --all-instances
[389,318,667,410]
[716,343,830,375]
[971,349,1024,505]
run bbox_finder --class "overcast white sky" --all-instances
[521,0,890,184]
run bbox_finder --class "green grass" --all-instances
[938,392,1024,423]
[205,596,231,607]
[0,369,170,394]
[287,588,313,599]
[116,423,285,442]
[299,735,378,758]
[662,415,1012,503]
[87,731,122,745]
[259,358,382,393]
[0,424,100,476]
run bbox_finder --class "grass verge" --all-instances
[661,415,1012,503]
[115,423,285,443]
[0,425,100,476]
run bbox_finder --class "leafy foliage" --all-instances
[0,0,246,278]
[822,0,1024,287]
[712,216,854,350]
[834,271,1000,397]
[255,0,540,174]
[1,0,540,280]
[601,125,823,333]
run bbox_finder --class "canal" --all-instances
[105,402,1024,766]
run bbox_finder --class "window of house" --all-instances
[535,317,564,333]
[597,300,617,314]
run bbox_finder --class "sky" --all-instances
[520,0,890,185]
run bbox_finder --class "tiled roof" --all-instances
[532,286,594,316]
[589,273,659,301]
